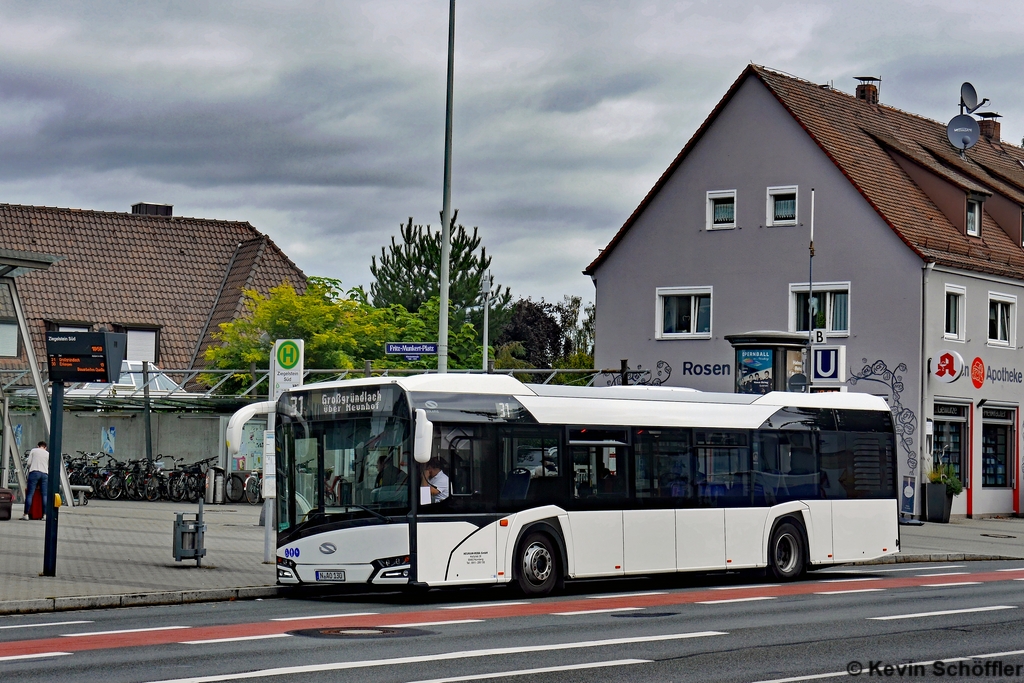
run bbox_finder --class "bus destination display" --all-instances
[45,332,126,383]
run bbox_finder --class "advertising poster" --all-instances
[901,475,916,515]
[737,349,773,394]
[101,426,115,455]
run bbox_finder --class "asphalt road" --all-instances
[3,560,1024,683]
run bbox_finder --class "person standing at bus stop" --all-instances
[21,441,49,521]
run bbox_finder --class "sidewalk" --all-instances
[1,502,1023,615]
[0,498,276,614]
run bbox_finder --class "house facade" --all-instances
[586,66,1024,518]
[0,202,306,376]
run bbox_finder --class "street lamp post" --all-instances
[437,0,456,374]
[480,272,491,371]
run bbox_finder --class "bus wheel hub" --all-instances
[523,542,552,583]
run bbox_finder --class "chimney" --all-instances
[853,76,881,105]
[977,112,1001,142]
[132,202,173,217]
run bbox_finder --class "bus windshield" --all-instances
[278,414,410,531]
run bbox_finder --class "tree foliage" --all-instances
[369,212,513,341]
[493,295,595,369]
[204,277,483,391]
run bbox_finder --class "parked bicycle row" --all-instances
[63,452,233,504]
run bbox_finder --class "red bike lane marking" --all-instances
[0,570,1019,658]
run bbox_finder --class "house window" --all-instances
[944,285,965,341]
[706,191,736,230]
[125,328,159,363]
[791,283,850,335]
[657,287,712,339]
[58,325,90,332]
[988,294,1015,346]
[0,322,17,357]
[767,186,797,226]
[967,200,981,237]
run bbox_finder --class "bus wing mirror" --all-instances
[414,409,433,464]
[226,400,276,455]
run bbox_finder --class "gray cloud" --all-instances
[0,0,1021,307]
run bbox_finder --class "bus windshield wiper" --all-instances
[345,504,391,523]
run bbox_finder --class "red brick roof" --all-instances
[0,204,305,371]
[586,65,1024,278]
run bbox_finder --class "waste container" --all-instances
[173,500,206,567]
[0,487,12,521]
[212,467,225,504]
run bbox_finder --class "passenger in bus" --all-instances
[420,457,450,503]
[598,465,623,494]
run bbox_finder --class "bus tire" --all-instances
[768,520,806,581]
[516,532,559,596]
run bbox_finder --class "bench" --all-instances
[70,485,92,506]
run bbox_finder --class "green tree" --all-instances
[369,211,513,342]
[204,278,484,392]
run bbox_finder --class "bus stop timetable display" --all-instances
[45,332,126,383]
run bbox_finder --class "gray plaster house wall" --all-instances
[587,66,1024,517]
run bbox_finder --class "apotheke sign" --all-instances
[930,349,964,384]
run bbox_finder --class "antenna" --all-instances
[960,82,989,115]
[946,114,980,157]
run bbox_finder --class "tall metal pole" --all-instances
[807,188,815,393]
[481,272,491,371]
[43,380,64,576]
[437,0,456,374]
[143,360,153,462]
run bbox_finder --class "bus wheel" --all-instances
[516,532,559,596]
[769,521,806,581]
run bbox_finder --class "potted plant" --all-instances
[924,463,963,523]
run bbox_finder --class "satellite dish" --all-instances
[961,82,979,113]
[947,114,980,151]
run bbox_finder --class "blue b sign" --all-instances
[385,342,438,355]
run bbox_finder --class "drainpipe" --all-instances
[918,261,934,519]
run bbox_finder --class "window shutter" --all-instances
[126,329,158,362]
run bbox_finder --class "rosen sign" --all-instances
[930,349,964,384]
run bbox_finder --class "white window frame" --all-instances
[943,284,966,342]
[788,281,851,338]
[656,286,713,340]
[987,292,1016,348]
[967,199,981,237]
[766,185,798,227]
[0,321,18,358]
[706,190,736,230]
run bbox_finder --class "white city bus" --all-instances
[229,375,899,596]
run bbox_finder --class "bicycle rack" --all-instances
[173,497,207,567]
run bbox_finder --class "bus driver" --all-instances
[420,457,450,503]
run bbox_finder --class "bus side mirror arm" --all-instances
[414,409,433,464]
[226,400,277,455]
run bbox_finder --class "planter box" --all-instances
[923,482,952,523]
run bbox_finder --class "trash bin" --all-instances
[173,500,206,567]
[212,467,225,504]
[0,487,12,521]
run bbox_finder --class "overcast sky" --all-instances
[0,1,1021,306]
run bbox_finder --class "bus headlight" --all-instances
[381,568,409,579]
[372,555,410,569]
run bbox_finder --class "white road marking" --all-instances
[376,619,483,628]
[586,591,667,599]
[869,605,1016,620]
[997,567,1024,572]
[846,564,964,573]
[750,647,1024,683]
[817,577,882,583]
[270,612,378,621]
[814,589,886,595]
[920,581,982,587]
[61,625,189,637]
[697,596,777,605]
[0,652,72,662]
[0,620,92,630]
[709,584,781,590]
[553,607,642,616]
[915,572,969,577]
[181,633,294,645]
[140,631,728,683]
[439,602,529,610]
[402,658,651,683]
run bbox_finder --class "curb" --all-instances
[853,553,1018,565]
[0,586,283,616]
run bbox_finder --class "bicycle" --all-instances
[243,469,263,505]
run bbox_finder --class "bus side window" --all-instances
[499,428,563,508]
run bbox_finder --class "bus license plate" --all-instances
[315,570,346,582]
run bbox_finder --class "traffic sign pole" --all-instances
[43,380,64,577]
